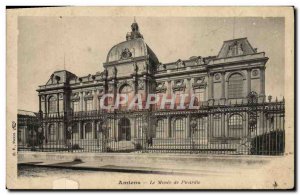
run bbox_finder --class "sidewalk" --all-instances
[18,152,279,176]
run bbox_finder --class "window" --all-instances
[212,114,222,137]
[192,117,207,138]
[227,41,244,57]
[85,123,93,139]
[72,101,80,112]
[174,118,184,131]
[156,119,166,138]
[156,120,165,132]
[228,73,244,98]
[48,96,56,113]
[72,123,79,140]
[72,123,79,134]
[194,89,205,103]
[119,84,133,109]
[48,124,56,141]
[86,99,93,111]
[228,114,243,138]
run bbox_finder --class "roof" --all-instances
[106,38,159,64]
[45,70,77,85]
[217,38,256,58]
[17,110,38,117]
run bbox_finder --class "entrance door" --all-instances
[118,118,131,141]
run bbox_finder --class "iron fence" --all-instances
[18,95,285,155]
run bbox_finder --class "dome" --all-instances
[106,38,159,64]
[106,19,159,64]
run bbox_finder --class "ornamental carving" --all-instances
[157,63,166,71]
[252,69,259,77]
[195,56,204,65]
[214,73,221,80]
[192,77,207,89]
[98,88,104,95]
[117,80,133,89]
[156,82,167,93]
[172,80,186,91]
[120,48,132,60]
[138,80,145,90]
[71,92,80,101]
[84,91,93,100]
[176,59,185,68]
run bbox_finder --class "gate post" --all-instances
[247,91,258,154]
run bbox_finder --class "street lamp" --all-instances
[190,119,197,133]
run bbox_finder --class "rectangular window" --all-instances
[228,74,243,98]
[49,100,56,113]
[72,101,80,112]
[194,89,205,103]
[86,99,93,111]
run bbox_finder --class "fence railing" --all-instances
[17,97,285,155]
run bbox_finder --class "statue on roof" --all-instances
[126,17,144,41]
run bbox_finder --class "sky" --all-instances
[17,16,285,112]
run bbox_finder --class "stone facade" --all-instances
[36,20,277,152]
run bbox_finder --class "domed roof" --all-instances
[106,38,159,64]
[106,19,159,64]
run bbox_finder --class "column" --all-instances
[167,116,171,137]
[208,73,214,100]
[39,95,42,112]
[207,114,212,142]
[187,114,191,138]
[57,93,60,114]
[56,123,59,144]
[164,118,168,138]
[186,78,191,94]
[63,93,67,112]
[168,80,172,95]
[221,72,225,99]
[93,90,97,110]
[44,95,47,114]
[221,113,225,137]
[96,90,100,110]
[79,121,82,139]
[260,67,265,96]
[247,69,251,96]
[83,123,86,139]
[80,92,84,111]
[92,120,95,139]
[61,122,65,141]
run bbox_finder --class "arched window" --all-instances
[85,123,93,139]
[48,96,56,113]
[48,124,56,142]
[194,117,207,134]
[228,114,243,138]
[228,73,244,98]
[155,119,165,138]
[174,118,184,131]
[120,84,133,94]
[72,123,79,140]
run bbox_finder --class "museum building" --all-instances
[32,20,284,154]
